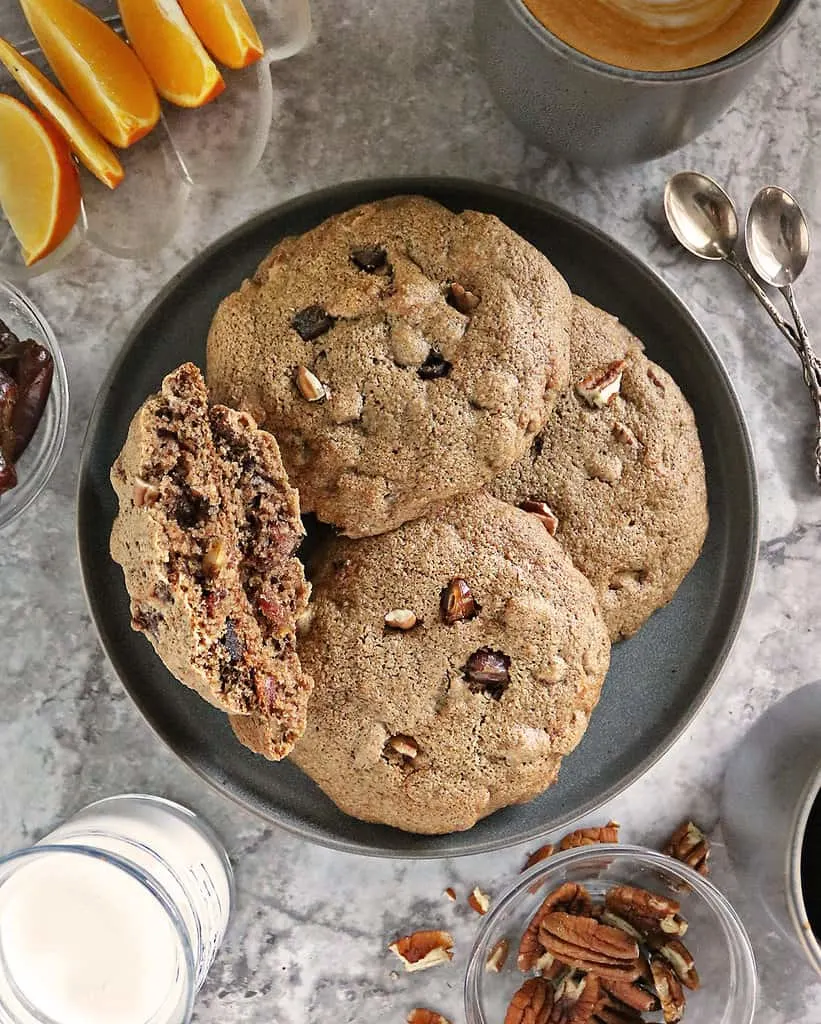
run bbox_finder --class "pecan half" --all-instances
[650,955,686,1023]
[604,887,682,937]
[576,360,626,408]
[658,938,699,989]
[520,499,559,536]
[559,821,620,850]
[505,978,554,1024]
[552,971,600,1023]
[592,994,644,1023]
[539,913,639,968]
[518,884,592,972]
[486,937,510,973]
[522,843,555,872]
[600,979,659,1014]
[663,820,711,876]
[389,930,453,972]
[440,577,479,625]
[407,1010,451,1024]
[468,887,491,915]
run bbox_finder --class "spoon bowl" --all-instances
[664,171,739,261]
[745,186,811,288]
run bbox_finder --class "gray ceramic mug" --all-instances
[474,0,805,165]
[722,682,821,976]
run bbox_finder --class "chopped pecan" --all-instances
[551,971,600,1023]
[389,930,453,972]
[133,476,160,507]
[522,843,555,872]
[447,282,481,314]
[202,537,227,577]
[650,955,686,1023]
[295,364,327,402]
[520,499,559,536]
[576,360,626,408]
[407,1010,451,1024]
[518,884,592,972]
[440,577,479,624]
[505,977,554,1024]
[486,937,510,973]
[559,821,620,850]
[658,938,699,989]
[611,422,638,447]
[443,886,456,902]
[646,366,666,393]
[663,820,711,876]
[468,887,491,915]
[600,979,659,1014]
[387,735,419,760]
[384,608,418,630]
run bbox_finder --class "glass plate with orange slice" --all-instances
[0,0,312,280]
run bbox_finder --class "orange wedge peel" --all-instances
[19,0,161,148]
[0,94,81,265]
[0,37,123,188]
[117,0,225,108]
[178,0,264,69]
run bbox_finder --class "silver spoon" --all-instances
[664,171,801,355]
[747,186,821,484]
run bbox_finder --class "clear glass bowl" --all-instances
[0,279,69,529]
[0,0,312,281]
[465,845,757,1024]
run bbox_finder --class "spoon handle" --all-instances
[782,285,821,486]
[724,252,801,354]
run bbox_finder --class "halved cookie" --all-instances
[110,363,311,759]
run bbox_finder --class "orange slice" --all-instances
[0,95,81,265]
[0,37,123,188]
[18,0,160,148]
[117,0,225,108]
[178,0,264,69]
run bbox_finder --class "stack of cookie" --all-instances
[111,197,707,835]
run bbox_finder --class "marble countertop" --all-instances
[2,0,821,1020]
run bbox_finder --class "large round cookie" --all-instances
[110,364,312,759]
[491,296,709,642]
[206,196,572,538]
[231,493,611,834]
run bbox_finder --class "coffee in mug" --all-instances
[522,0,783,72]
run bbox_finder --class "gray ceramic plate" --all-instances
[77,179,758,858]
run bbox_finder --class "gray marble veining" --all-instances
[1,1,821,1021]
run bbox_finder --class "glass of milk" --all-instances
[0,794,233,1024]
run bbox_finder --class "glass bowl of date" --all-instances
[464,845,756,1024]
[0,278,69,529]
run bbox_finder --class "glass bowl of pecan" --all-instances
[0,279,69,529]
[464,845,756,1024]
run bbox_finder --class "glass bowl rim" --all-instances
[464,843,758,1024]
[0,278,69,530]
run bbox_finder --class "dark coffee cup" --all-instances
[474,0,805,166]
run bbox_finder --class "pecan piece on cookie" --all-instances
[463,647,511,699]
[519,499,559,536]
[576,359,626,408]
[440,577,479,624]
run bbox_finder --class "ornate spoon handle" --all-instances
[725,251,801,353]
[782,285,821,485]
